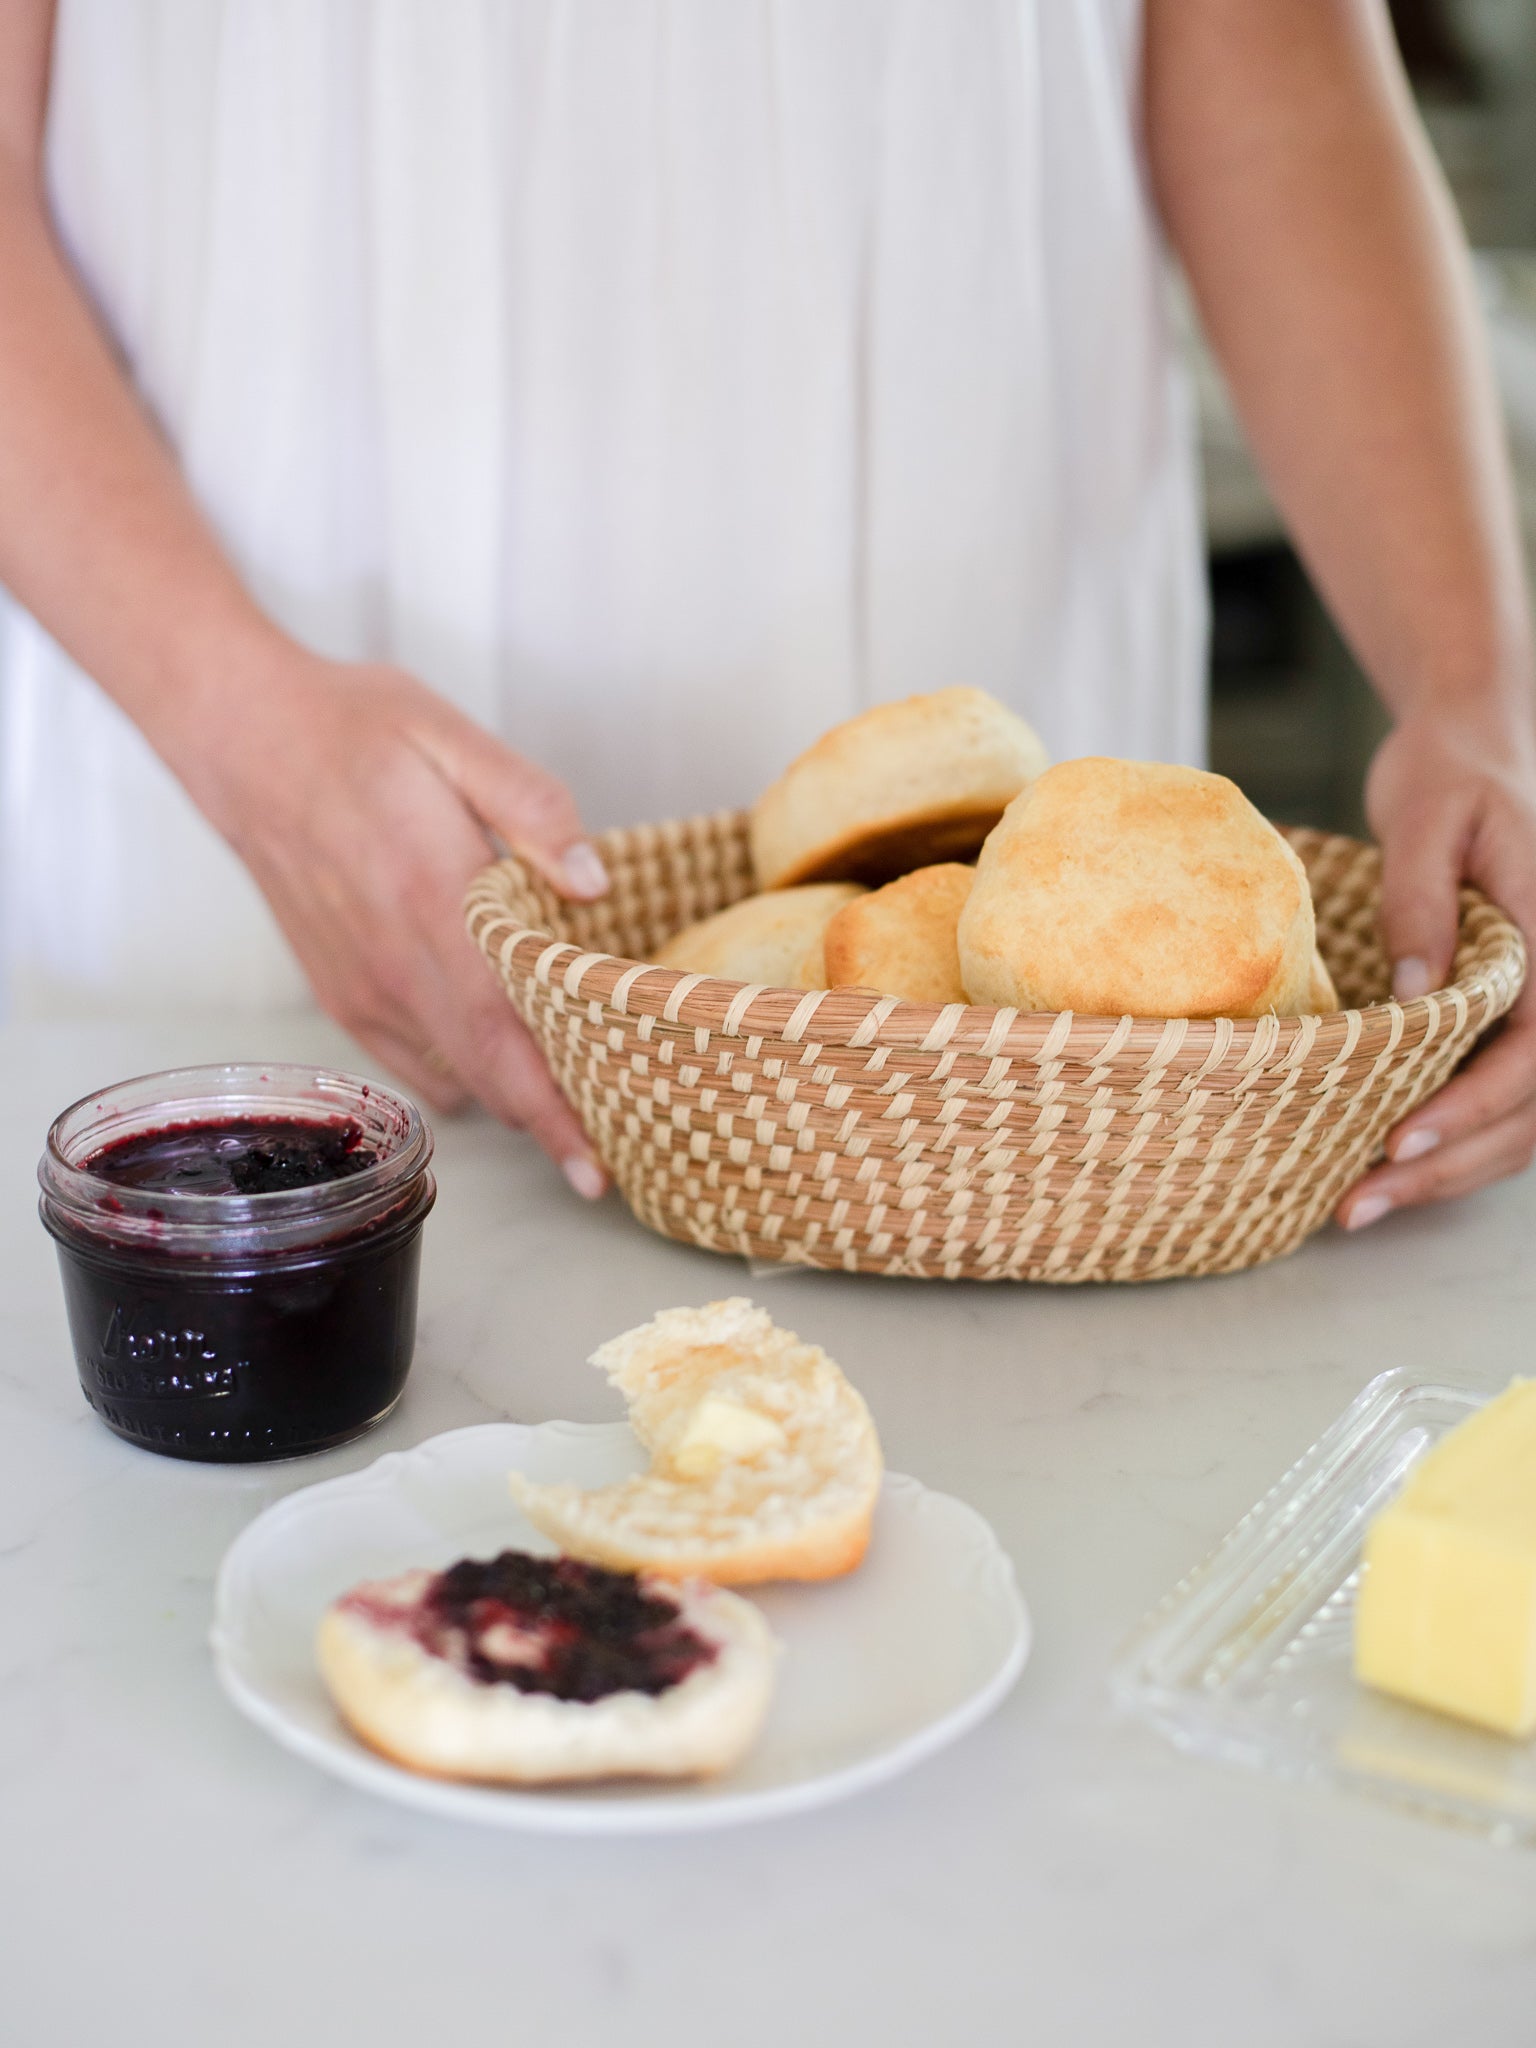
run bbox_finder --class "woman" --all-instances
[1,0,1533,1227]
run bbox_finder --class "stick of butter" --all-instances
[1354,1378,1536,1736]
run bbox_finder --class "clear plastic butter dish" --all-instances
[1111,1365,1536,1845]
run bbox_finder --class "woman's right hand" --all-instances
[179,646,612,1197]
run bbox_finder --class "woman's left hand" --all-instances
[1338,706,1536,1228]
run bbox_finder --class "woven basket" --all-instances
[465,813,1525,1283]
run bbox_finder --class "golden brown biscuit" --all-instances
[750,687,1049,888]
[957,758,1315,1018]
[820,864,975,1005]
[654,884,864,987]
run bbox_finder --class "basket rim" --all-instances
[464,816,1526,1065]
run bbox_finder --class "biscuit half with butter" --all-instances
[654,884,863,988]
[751,687,1048,889]
[511,1299,884,1585]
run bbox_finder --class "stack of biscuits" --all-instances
[654,686,1339,1021]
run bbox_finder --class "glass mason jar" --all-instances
[39,1064,436,1463]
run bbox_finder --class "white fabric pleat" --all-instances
[2,0,1204,1011]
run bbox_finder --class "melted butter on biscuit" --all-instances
[667,1395,787,1479]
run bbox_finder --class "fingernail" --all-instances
[562,1155,608,1201]
[1392,957,1434,1002]
[1393,1127,1439,1164]
[1344,1193,1391,1231]
[560,843,610,899]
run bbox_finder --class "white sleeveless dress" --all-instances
[1,0,1204,1013]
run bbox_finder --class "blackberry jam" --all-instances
[343,1554,718,1702]
[88,1118,382,1196]
[40,1065,435,1463]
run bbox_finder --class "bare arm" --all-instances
[1147,0,1536,1223]
[0,2,282,750]
[0,0,607,1193]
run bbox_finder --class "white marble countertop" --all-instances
[8,1012,1536,2047]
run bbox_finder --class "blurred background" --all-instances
[1199,0,1536,832]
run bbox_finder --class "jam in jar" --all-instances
[39,1064,435,1462]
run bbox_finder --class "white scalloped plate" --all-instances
[211,1423,1029,1834]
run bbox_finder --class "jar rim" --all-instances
[39,1062,434,1256]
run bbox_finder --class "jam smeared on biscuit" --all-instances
[350,1552,718,1703]
[88,1117,380,1196]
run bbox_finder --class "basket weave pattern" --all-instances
[466,814,1525,1283]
